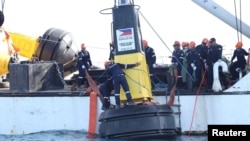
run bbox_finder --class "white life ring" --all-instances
[212,59,228,92]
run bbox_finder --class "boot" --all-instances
[126,93,136,105]
[115,95,121,109]
[102,97,110,110]
[127,100,136,105]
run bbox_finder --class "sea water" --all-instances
[0,130,208,141]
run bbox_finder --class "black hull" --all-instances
[98,104,176,139]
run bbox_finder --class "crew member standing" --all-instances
[195,38,209,73]
[104,61,140,108]
[206,38,227,89]
[181,41,189,84]
[230,41,249,81]
[171,41,185,87]
[142,40,156,89]
[186,41,201,91]
[77,43,92,89]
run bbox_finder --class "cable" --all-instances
[233,0,239,42]
[233,0,243,42]
[139,10,195,82]
[138,11,172,54]
[239,0,242,42]
[188,68,207,136]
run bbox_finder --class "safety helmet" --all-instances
[0,10,4,26]
[142,40,148,47]
[235,41,243,48]
[189,41,196,49]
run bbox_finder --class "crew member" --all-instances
[206,38,227,89]
[181,41,189,84]
[77,43,92,89]
[195,38,209,73]
[171,41,184,87]
[104,61,140,108]
[142,40,156,89]
[186,41,201,91]
[230,41,249,81]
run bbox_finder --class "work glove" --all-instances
[205,63,208,69]
[153,64,157,68]
[191,63,195,68]
[192,66,197,70]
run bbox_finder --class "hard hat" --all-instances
[142,40,148,47]
[189,41,196,49]
[173,41,180,46]
[0,10,4,26]
[202,38,208,44]
[235,41,243,48]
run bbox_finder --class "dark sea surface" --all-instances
[0,130,208,141]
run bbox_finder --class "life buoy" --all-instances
[212,59,228,92]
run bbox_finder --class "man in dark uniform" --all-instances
[171,41,185,87]
[77,43,92,89]
[186,41,202,91]
[195,38,209,73]
[206,38,227,89]
[230,41,249,81]
[99,77,114,110]
[143,40,156,89]
[104,61,140,108]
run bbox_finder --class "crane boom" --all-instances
[192,0,250,38]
